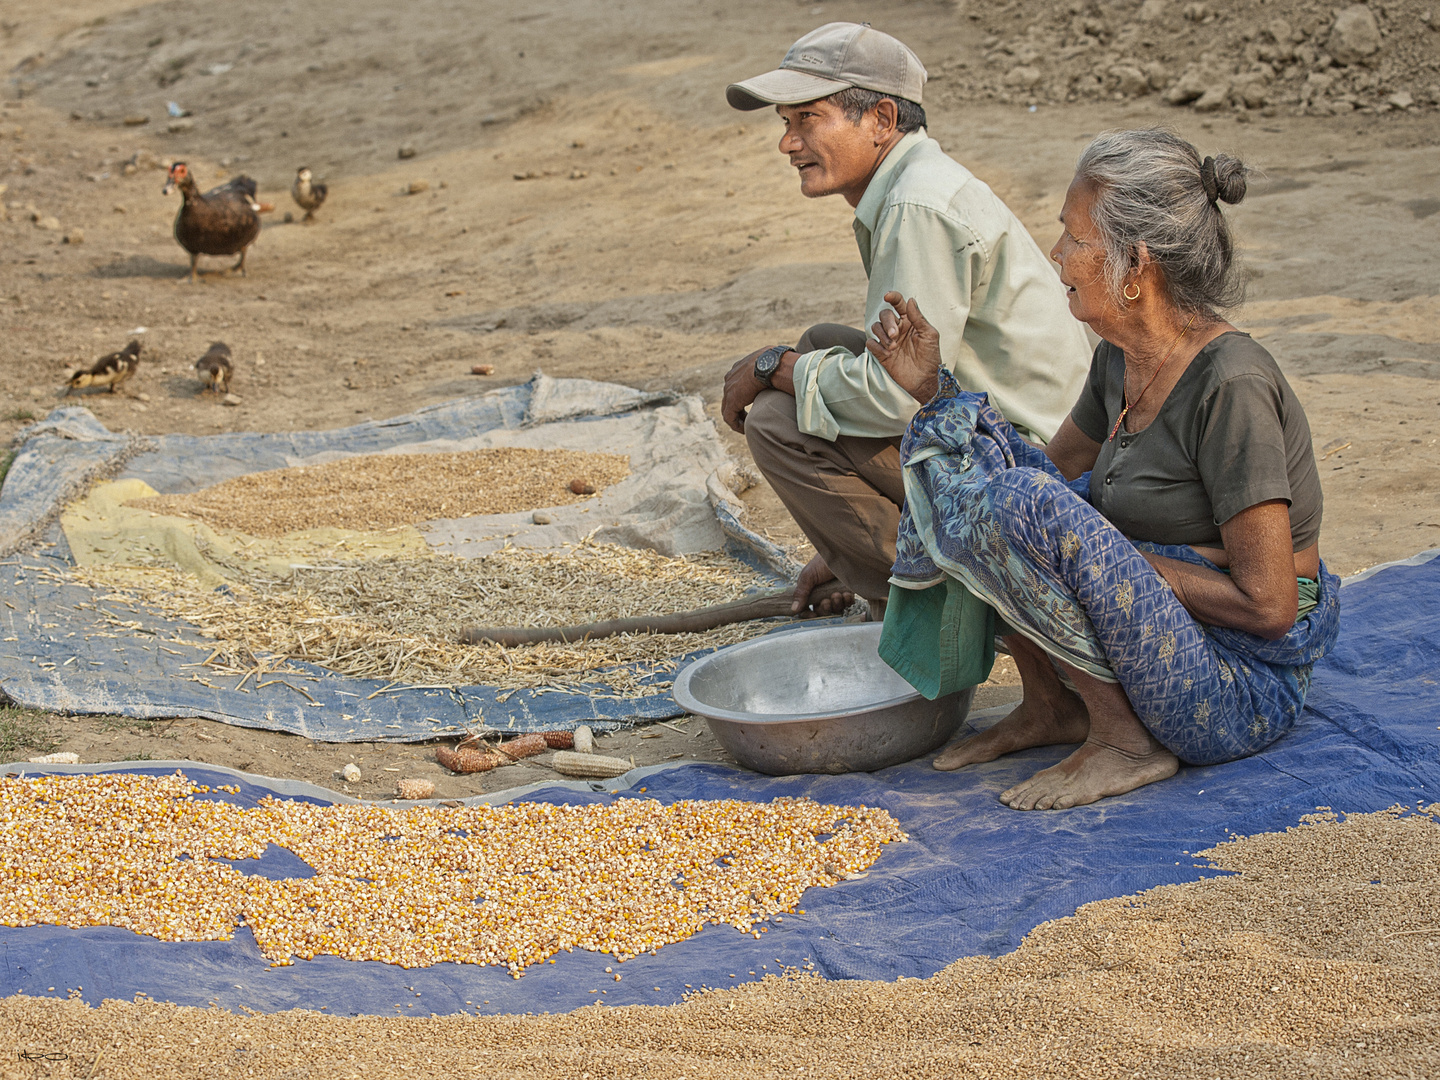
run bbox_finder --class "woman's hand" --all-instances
[866,291,943,403]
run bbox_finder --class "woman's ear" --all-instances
[1132,240,1153,279]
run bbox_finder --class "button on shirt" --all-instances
[791,129,1091,443]
[1070,333,1324,550]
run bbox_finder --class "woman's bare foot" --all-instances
[933,634,1089,771]
[933,694,1089,770]
[999,737,1179,810]
[999,659,1179,810]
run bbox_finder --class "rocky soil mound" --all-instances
[934,0,1439,117]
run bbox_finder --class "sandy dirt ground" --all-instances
[0,0,1436,1069]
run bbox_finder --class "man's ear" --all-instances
[871,97,899,143]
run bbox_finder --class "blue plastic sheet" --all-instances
[0,546,704,739]
[0,379,787,739]
[0,411,141,557]
[2,550,1436,1016]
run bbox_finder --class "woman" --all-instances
[869,129,1338,810]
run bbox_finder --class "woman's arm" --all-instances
[1043,417,1101,481]
[1142,500,1299,639]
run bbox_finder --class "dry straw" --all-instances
[74,542,776,695]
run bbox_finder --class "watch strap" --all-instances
[753,344,793,389]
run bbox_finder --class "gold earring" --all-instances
[1123,283,1141,301]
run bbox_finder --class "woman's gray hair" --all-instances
[1075,129,1248,316]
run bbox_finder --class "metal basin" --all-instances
[672,622,974,775]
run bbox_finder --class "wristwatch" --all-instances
[753,344,793,389]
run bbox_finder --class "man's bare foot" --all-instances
[999,737,1180,810]
[932,693,1089,771]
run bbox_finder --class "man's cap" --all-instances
[726,22,927,111]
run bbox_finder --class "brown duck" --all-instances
[291,166,327,222]
[163,162,264,281]
[66,340,141,395]
[194,341,233,394]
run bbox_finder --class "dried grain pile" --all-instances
[3,805,1436,1078]
[131,447,631,535]
[76,542,774,695]
[0,772,904,973]
[933,0,1438,116]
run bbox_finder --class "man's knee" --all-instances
[743,389,799,464]
[796,323,868,355]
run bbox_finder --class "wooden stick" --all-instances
[459,583,851,646]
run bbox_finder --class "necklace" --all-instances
[1108,313,1198,442]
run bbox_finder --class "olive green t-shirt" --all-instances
[1069,332,1323,551]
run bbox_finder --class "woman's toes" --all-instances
[999,742,1180,811]
[932,748,964,771]
[1031,782,1071,810]
[1000,782,1035,809]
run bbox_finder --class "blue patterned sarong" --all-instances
[890,370,1340,766]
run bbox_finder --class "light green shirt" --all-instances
[792,130,1092,443]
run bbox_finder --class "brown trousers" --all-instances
[745,324,904,602]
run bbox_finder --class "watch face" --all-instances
[756,349,781,376]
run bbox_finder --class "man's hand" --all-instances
[722,347,800,433]
[721,349,768,433]
[791,553,855,617]
[866,291,943,404]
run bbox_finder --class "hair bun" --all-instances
[1208,153,1248,205]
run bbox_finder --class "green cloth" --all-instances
[879,577,996,701]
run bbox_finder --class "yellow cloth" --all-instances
[61,479,428,587]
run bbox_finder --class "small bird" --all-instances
[163,162,264,282]
[66,340,142,395]
[194,341,233,394]
[291,166,327,222]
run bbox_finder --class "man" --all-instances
[721,22,1091,619]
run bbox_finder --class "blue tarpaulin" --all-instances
[1,549,1436,1016]
[0,547,727,739]
[0,377,791,740]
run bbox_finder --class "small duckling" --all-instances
[66,340,141,395]
[291,166,327,222]
[194,341,233,394]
